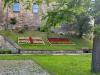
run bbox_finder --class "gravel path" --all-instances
[0,60,50,75]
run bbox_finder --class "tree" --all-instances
[43,0,92,38]
[3,0,15,30]
[76,13,93,38]
[0,0,4,27]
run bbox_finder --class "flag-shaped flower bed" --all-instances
[18,37,45,44]
[48,38,72,45]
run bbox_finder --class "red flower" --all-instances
[29,37,33,44]
[48,38,71,44]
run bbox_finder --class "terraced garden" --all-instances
[0,30,93,50]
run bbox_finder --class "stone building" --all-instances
[0,0,49,30]
[7,4,41,29]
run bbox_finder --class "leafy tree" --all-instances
[0,0,4,26]
[94,25,100,37]
[43,0,92,38]
[76,13,93,38]
[3,0,16,30]
[90,0,100,37]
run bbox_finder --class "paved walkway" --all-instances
[0,60,50,75]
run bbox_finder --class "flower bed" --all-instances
[48,38,72,45]
[18,37,45,44]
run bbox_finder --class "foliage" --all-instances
[9,17,17,25]
[0,50,12,54]
[89,0,100,38]
[76,13,93,38]
[40,26,48,32]
[94,25,100,37]
[20,35,92,50]
[23,0,32,10]
[23,25,29,30]
[14,25,28,34]
[0,30,92,50]
[43,0,92,38]
[3,0,13,8]
[15,27,25,34]
[48,38,72,44]
[95,0,100,17]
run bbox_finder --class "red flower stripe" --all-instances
[48,38,71,44]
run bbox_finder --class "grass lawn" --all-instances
[19,44,78,50]
[0,55,99,75]
[0,30,93,50]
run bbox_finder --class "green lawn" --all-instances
[0,55,99,75]
[0,30,93,50]
[19,44,78,50]
[0,30,47,43]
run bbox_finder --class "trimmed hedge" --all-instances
[0,50,12,54]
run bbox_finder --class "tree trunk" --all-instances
[92,37,100,73]
[79,31,83,38]
[0,0,4,29]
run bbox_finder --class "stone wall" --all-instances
[20,50,84,55]
[0,35,19,53]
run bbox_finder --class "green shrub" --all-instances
[9,17,17,25]
[0,50,12,54]
[23,25,28,30]
[15,27,25,34]
[40,26,48,32]
[94,25,100,37]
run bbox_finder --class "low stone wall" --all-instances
[19,49,87,54]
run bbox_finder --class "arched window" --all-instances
[13,2,21,13]
[32,3,39,14]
